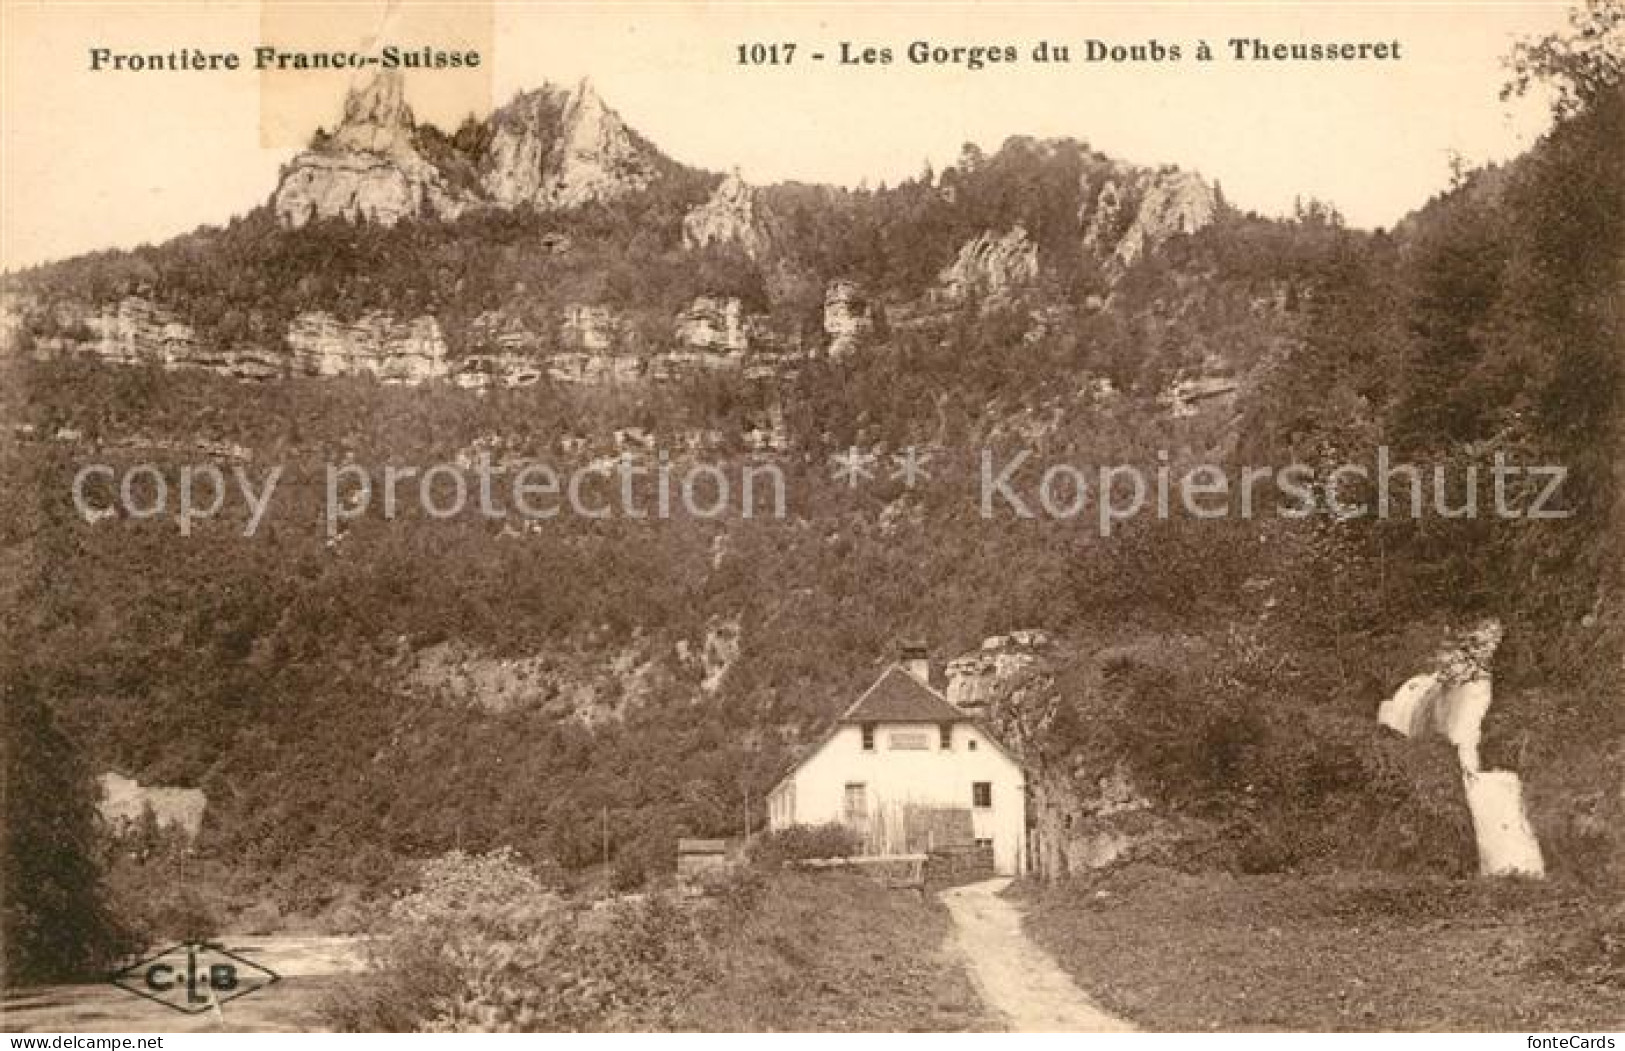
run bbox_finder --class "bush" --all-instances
[746,824,863,869]
[326,849,715,1032]
[1531,900,1624,989]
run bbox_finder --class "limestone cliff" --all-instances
[939,226,1040,303]
[480,79,660,211]
[286,311,450,383]
[946,629,1053,713]
[29,296,282,380]
[274,74,664,228]
[674,296,751,352]
[824,279,877,357]
[951,631,1179,878]
[273,71,476,227]
[1109,170,1218,266]
[682,171,775,259]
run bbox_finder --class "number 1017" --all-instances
[737,42,797,65]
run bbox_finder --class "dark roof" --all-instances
[840,665,966,724]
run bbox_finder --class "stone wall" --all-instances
[925,842,996,889]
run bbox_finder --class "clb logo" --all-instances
[111,942,279,1014]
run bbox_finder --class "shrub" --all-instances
[746,824,863,869]
[326,849,715,1032]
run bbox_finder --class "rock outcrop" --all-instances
[952,631,1186,880]
[674,296,751,352]
[674,616,742,694]
[60,296,196,366]
[273,72,475,227]
[1080,176,1133,256]
[1079,166,1219,268]
[30,297,281,380]
[1163,375,1240,418]
[824,279,876,357]
[26,293,806,390]
[287,311,449,383]
[547,350,644,385]
[682,171,774,259]
[274,74,663,228]
[404,638,665,725]
[939,226,1040,303]
[452,353,544,390]
[559,303,623,352]
[1111,170,1217,266]
[480,79,660,211]
[945,629,1053,713]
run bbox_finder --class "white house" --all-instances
[766,647,1028,874]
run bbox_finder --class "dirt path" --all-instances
[941,878,1134,1033]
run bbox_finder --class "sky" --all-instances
[0,1,1574,273]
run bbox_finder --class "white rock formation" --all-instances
[466,310,540,355]
[823,279,876,357]
[31,297,281,380]
[273,71,474,227]
[682,170,773,258]
[699,616,741,694]
[547,351,643,384]
[559,303,621,352]
[674,296,750,352]
[481,79,658,211]
[1112,170,1217,267]
[940,226,1040,303]
[1079,166,1219,269]
[946,629,1053,713]
[286,311,449,383]
[275,74,660,227]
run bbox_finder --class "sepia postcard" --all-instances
[1,0,1621,1038]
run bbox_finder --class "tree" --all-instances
[1503,0,1625,118]
[2,678,125,984]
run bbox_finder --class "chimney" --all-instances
[900,641,930,685]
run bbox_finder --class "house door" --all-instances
[843,782,867,825]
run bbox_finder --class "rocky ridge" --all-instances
[273,73,664,227]
[274,72,476,227]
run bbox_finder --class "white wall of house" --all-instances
[767,721,1027,874]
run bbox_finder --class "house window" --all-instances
[939,724,952,749]
[861,724,875,751]
[844,782,867,822]
[972,781,992,808]
[968,739,978,751]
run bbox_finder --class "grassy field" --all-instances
[1018,865,1624,1032]
[315,864,1000,1032]
[684,872,998,1031]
